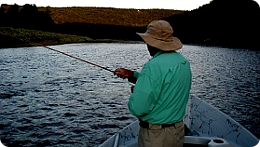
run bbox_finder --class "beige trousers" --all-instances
[138,121,184,147]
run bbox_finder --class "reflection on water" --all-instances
[0,43,259,146]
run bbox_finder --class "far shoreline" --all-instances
[0,40,145,49]
[1,27,258,50]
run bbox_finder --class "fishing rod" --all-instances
[0,30,115,73]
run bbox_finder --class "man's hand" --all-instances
[114,68,134,79]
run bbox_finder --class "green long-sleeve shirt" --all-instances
[128,51,192,124]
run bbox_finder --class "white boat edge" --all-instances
[99,95,259,147]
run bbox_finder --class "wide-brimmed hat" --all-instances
[137,20,182,51]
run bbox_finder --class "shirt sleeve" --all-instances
[127,66,161,119]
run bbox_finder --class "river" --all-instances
[0,43,259,146]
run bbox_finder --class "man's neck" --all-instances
[147,45,160,56]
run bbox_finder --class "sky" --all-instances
[1,0,260,10]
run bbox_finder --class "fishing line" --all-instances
[0,30,115,73]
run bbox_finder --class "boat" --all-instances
[99,95,259,147]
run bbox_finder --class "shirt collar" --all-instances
[152,51,163,58]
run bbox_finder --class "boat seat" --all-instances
[184,136,235,147]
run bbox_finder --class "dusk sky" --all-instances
[2,0,259,10]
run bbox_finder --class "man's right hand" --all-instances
[114,68,134,79]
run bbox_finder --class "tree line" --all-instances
[0,4,54,30]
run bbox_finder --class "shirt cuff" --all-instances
[133,71,140,79]
[127,71,139,84]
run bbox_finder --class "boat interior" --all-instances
[118,136,235,147]
[115,124,236,147]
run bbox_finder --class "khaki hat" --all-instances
[137,20,182,51]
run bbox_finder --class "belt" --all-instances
[139,121,176,129]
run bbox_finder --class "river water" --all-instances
[0,43,259,146]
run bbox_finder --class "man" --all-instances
[115,20,192,147]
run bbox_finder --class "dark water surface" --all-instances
[0,43,259,146]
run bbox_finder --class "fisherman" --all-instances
[115,20,192,147]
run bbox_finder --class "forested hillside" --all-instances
[0,4,184,41]
[1,0,260,49]
[1,4,184,27]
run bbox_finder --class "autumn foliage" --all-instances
[38,7,183,27]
